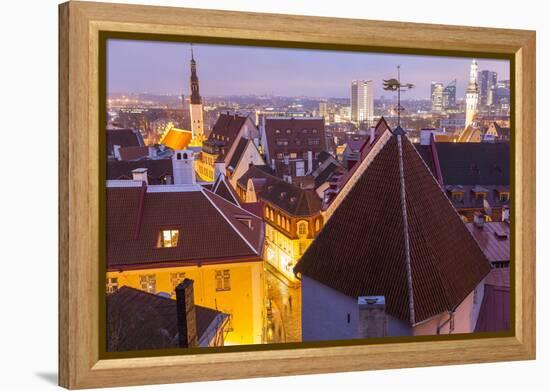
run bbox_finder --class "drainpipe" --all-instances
[436,310,456,335]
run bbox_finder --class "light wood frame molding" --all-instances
[59,1,536,389]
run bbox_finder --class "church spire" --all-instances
[190,45,202,105]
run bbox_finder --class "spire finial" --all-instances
[190,43,194,61]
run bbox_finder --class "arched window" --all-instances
[176,153,181,160]
[315,219,321,231]
[298,221,308,236]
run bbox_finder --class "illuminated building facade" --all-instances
[105,177,266,345]
[351,80,374,126]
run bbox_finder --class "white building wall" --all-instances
[228,141,265,189]
[301,276,412,341]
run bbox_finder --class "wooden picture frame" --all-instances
[59,1,536,389]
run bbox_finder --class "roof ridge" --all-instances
[200,188,259,254]
[396,134,416,325]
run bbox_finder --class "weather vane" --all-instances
[382,65,414,127]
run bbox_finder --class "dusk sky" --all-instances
[107,39,510,100]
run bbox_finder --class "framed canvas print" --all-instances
[58,1,536,389]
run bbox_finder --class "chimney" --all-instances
[357,296,386,338]
[307,150,313,173]
[175,279,198,348]
[131,167,148,185]
[113,144,122,160]
[473,212,485,228]
[172,150,196,185]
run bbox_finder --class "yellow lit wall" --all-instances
[107,261,265,345]
[195,152,216,182]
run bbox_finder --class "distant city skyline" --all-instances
[107,39,510,100]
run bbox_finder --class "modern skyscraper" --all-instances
[318,101,329,123]
[464,59,479,129]
[189,47,204,145]
[477,70,498,107]
[351,80,374,126]
[431,82,444,112]
[442,80,457,110]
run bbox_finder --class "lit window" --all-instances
[140,274,156,293]
[106,277,118,294]
[298,222,307,236]
[265,206,270,218]
[270,209,274,221]
[215,270,231,292]
[170,272,186,296]
[277,214,281,226]
[285,129,292,134]
[312,128,318,134]
[315,219,321,231]
[159,229,179,248]
[452,192,464,202]
[275,129,281,134]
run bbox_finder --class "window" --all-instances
[276,153,284,159]
[315,219,321,231]
[236,216,252,228]
[499,192,510,203]
[276,139,289,147]
[290,153,297,159]
[302,128,308,134]
[215,270,231,291]
[270,209,274,221]
[312,128,318,134]
[277,214,281,226]
[265,206,270,218]
[106,277,118,294]
[285,129,292,134]
[298,221,307,236]
[159,229,179,248]
[452,192,464,202]
[170,272,186,295]
[275,129,281,134]
[295,140,302,146]
[347,313,351,324]
[475,192,486,202]
[308,138,320,146]
[140,274,156,293]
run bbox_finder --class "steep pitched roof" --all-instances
[106,185,263,270]
[118,146,150,161]
[466,222,510,263]
[295,129,491,325]
[211,174,241,206]
[227,138,249,171]
[106,286,227,351]
[264,117,326,159]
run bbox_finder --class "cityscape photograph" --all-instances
[104,39,511,352]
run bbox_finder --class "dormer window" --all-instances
[499,192,509,203]
[475,192,487,202]
[158,229,179,248]
[236,216,253,229]
[451,191,464,202]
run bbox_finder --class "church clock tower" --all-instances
[464,59,479,130]
[189,46,205,145]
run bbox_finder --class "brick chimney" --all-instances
[131,167,148,185]
[175,279,198,348]
[357,296,387,338]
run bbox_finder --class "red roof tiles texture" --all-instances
[295,131,491,324]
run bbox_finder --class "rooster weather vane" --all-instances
[383,65,414,128]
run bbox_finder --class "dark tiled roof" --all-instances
[432,142,509,186]
[211,175,241,206]
[106,186,263,269]
[106,286,225,351]
[317,150,332,163]
[445,184,510,210]
[208,114,249,161]
[474,284,510,333]
[265,117,326,159]
[227,138,249,170]
[236,165,276,188]
[314,162,340,188]
[107,158,173,185]
[295,132,491,325]
[466,222,510,263]
[259,179,322,217]
[107,128,144,156]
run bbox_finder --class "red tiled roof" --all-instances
[107,158,173,185]
[118,146,149,161]
[106,286,227,351]
[484,267,510,288]
[295,128,491,325]
[208,114,249,161]
[106,185,263,270]
[466,222,510,263]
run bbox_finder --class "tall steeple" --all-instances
[464,59,479,130]
[189,45,202,105]
[188,45,204,145]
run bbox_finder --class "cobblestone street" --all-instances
[265,267,302,343]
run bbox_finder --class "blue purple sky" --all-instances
[107,39,510,100]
